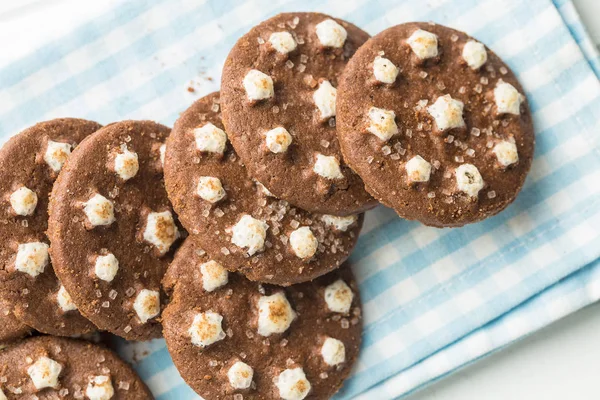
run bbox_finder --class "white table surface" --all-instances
[1,1,599,399]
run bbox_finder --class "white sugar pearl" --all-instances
[231,215,268,256]
[494,79,523,115]
[57,285,77,312]
[44,140,71,173]
[367,107,398,141]
[257,292,296,337]
[321,214,357,232]
[265,127,293,153]
[315,19,347,48]
[15,242,49,277]
[227,361,254,389]
[405,155,432,183]
[313,80,337,120]
[188,311,226,348]
[373,56,399,84]
[275,367,311,400]
[114,147,139,180]
[197,176,226,203]
[455,164,484,197]
[428,95,465,131]
[462,40,487,69]
[321,337,346,366]
[133,289,160,323]
[289,227,318,259]
[493,140,519,167]
[83,194,115,227]
[269,31,297,54]
[200,260,228,292]
[159,143,166,166]
[27,356,62,389]
[94,253,119,282]
[143,211,179,255]
[243,69,274,101]
[407,29,438,59]
[324,279,353,314]
[10,186,37,216]
[86,375,114,400]
[313,153,343,180]
[193,123,227,154]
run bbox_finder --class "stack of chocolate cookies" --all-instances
[161,13,371,398]
[0,10,533,400]
[160,11,532,399]
[0,119,156,398]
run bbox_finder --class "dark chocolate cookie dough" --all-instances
[162,238,362,400]
[0,297,31,347]
[165,93,363,286]
[221,12,377,216]
[0,119,99,337]
[337,22,534,227]
[0,336,153,399]
[48,121,181,341]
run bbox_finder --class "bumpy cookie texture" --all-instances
[0,119,99,337]
[164,93,363,285]
[0,297,31,347]
[162,239,363,400]
[337,22,534,227]
[221,12,377,216]
[0,336,152,399]
[48,120,181,340]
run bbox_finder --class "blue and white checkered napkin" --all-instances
[1,0,599,398]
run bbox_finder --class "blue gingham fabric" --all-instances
[1,0,599,399]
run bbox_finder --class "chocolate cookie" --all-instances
[221,12,377,216]
[0,119,99,336]
[48,121,182,341]
[162,238,362,400]
[0,336,152,399]
[0,297,31,347]
[165,93,363,286]
[336,22,534,227]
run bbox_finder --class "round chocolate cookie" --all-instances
[0,119,99,336]
[221,12,377,216]
[162,238,362,400]
[0,336,152,399]
[165,93,363,286]
[337,22,534,227]
[0,297,31,347]
[48,121,182,341]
